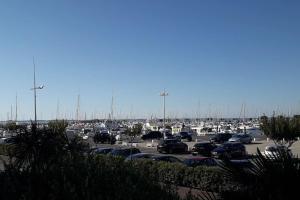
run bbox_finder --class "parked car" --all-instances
[183,157,217,167]
[211,142,246,159]
[175,132,192,142]
[210,133,232,144]
[163,132,174,140]
[264,145,292,158]
[0,137,7,144]
[141,131,163,140]
[157,139,188,154]
[125,153,155,161]
[228,134,252,144]
[151,155,182,163]
[0,137,15,144]
[229,159,254,169]
[93,133,116,144]
[109,148,141,158]
[191,142,217,156]
[90,147,114,155]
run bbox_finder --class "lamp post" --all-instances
[160,90,168,129]
[31,58,45,124]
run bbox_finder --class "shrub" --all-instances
[130,159,239,193]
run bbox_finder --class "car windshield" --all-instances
[232,134,242,138]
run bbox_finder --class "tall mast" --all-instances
[160,90,168,129]
[110,94,114,120]
[10,105,13,121]
[33,57,37,123]
[243,103,246,122]
[15,94,18,122]
[76,95,80,121]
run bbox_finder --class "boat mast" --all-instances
[15,94,18,122]
[76,95,80,122]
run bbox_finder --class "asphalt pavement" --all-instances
[88,136,300,160]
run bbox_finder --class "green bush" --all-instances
[0,123,241,200]
[0,144,10,156]
[130,159,239,193]
[0,125,182,200]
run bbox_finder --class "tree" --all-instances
[260,114,300,147]
[48,120,68,132]
[0,123,186,200]
[219,148,300,200]
[125,123,143,138]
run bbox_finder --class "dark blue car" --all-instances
[211,142,246,159]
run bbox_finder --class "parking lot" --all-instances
[89,136,300,160]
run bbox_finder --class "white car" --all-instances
[82,135,89,140]
[264,145,292,158]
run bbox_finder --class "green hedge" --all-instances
[129,159,240,193]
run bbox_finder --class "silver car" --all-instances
[228,134,252,144]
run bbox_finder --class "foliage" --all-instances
[219,148,300,200]
[130,159,238,193]
[1,122,27,131]
[47,120,69,135]
[125,123,143,137]
[0,124,193,200]
[260,115,300,146]
[6,120,300,200]
[0,144,9,155]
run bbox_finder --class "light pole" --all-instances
[31,57,45,124]
[160,90,168,129]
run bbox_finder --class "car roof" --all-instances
[185,156,210,161]
[95,147,113,150]
[195,141,212,144]
[224,141,242,144]
[230,159,250,163]
[132,153,152,156]
[112,147,139,151]
[152,155,177,159]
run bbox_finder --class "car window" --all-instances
[196,144,204,148]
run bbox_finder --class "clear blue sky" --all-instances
[1,0,300,120]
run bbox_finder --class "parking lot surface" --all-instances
[90,137,300,160]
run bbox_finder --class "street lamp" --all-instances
[160,90,168,129]
[30,58,45,124]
